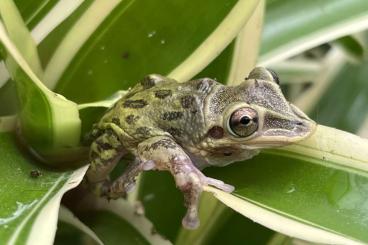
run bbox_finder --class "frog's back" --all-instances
[99,76,220,147]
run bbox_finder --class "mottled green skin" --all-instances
[99,76,209,156]
[86,69,316,229]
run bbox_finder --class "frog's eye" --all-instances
[229,107,258,137]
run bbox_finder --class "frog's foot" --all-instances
[204,177,234,193]
[175,170,202,229]
[104,160,155,200]
[177,172,234,229]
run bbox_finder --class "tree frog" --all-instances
[86,67,316,229]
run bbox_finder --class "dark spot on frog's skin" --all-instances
[167,127,182,137]
[112,117,120,126]
[154,89,172,99]
[223,152,232,156]
[180,95,194,108]
[161,111,183,121]
[30,170,42,178]
[125,115,140,124]
[147,139,178,151]
[180,95,198,113]
[123,99,148,108]
[208,126,224,139]
[121,51,130,59]
[97,142,113,150]
[135,127,151,137]
[140,76,156,89]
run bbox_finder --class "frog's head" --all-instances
[205,67,316,150]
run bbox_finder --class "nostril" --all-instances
[296,122,303,126]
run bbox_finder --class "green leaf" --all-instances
[0,6,81,163]
[333,35,365,62]
[14,0,61,29]
[0,132,87,244]
[56,206,103,245]
[293,48,347,114]
[75,198,171,245]
[0,0,86,116]
[203,125,368,244]
[259,0,368,65]
[138,171,185,242]
[0,115,16,132]
[0,0,43,77]
[310,59,368,133]
[38,0,259,102]
[205,209,274,245]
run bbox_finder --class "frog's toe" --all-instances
[124,182,136,193]
[182,211,200,230]
[142,160,155,171]
[205,177,234,193]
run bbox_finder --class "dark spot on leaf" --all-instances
[154,89,172,99]
[30,170,42,178]
[122,51,130,59]
[161,111,183,121]
[208,126,224,139]
[123,99,148,108]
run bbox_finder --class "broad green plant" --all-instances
[0,0,368,244]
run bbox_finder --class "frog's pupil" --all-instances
[240,116,251,125]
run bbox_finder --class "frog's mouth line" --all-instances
[244,119,316,149]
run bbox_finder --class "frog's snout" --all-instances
[292,118,316,138]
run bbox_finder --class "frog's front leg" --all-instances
[104,158,155,199]
[86,123,126,196]
[137,136,234,229]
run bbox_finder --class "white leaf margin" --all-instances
[43,0,121,89]
[258,8,368,66]
[58,205,103,245]
[92,198,172,245]
[5,166,89,245]
[0,0,84,88]
[281,125,368,175]
[168,0,259,82]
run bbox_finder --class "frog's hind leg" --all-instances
[86,124,126,196]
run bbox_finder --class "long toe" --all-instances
[205,177,235,193]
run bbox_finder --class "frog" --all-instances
[86,67,316,229]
